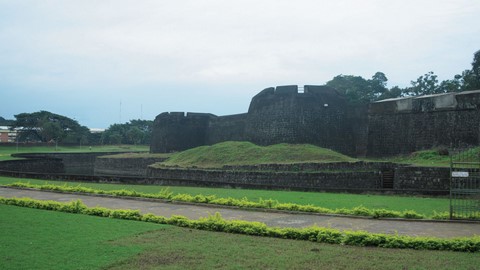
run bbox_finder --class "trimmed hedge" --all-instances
[1,196,479,253]
[6,182,437,219]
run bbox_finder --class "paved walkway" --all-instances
[1,187,479,238]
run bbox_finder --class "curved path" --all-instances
[1,187,479,238]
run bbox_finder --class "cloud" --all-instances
[0,0,479,127]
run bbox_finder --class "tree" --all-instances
[11,111,89,143]
[438,74,463,93]
[326,75,372,103]
[126,127,143,145]
[377,86,404,100]
[369,72,388,99]
[101,119,153,145]
[403,71,441,96]
[462,50,480,91]
[326,72,389,103]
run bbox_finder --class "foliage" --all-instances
[11,111,90,144]
[325,72,388,103]
[330,49,480,102]
[158,141,357,168]
[0,176,450,216]
[7,182,435,220]
[1,196,479,253]
[404,71,440,96]
[101,119,152,145]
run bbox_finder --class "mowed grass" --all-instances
[156,141,357,168]
[0,144,148,161]
[0,204,165,270]
[1,204,479,270]
[0,176,450,216]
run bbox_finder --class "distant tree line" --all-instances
[100,120,152,145]
[326,50,480,103]
[6,111,152,146]
[3,50,479,145]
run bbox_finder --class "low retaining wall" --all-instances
[394,166,450,190]
[223,161,396,172]
[94,157,169,177]
[0,153,452,194]
[11,152,136,175]
[0,159,64,174]
[147,167,382,190]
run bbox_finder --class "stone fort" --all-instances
[150,85,480,157]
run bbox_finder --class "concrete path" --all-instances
[1,187,479,238]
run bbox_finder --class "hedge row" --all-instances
[1,196,479,252]
[6,182,445,219]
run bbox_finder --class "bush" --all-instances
[5,182,427,220]
[1,196,480,253]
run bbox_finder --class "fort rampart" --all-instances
[151,86,480,157]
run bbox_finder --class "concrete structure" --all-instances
[151,86,480,157]
[0,126,17,143]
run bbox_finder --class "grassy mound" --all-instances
[157,141,356,168]
[383,147,480,167]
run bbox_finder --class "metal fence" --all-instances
[450,148,480,220]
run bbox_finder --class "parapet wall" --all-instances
[245,85,357,155]
[367,90,480,156]
[9,152,138,175]
[151,85,364,156]
[150,86,480,157]
[146,166,382,191]
[207,113,247,145]
[150,112,217,153]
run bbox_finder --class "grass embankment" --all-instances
[0,177,450,217]
[154,141,357,168]
[2,204,479,270]
[375,147,480,167]
[0,144,149,161]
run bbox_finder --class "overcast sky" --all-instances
[1,0,479,128]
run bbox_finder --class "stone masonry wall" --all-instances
[207,113,247,144]
[11,152,134,175]
[244,85,356,155]
[150,112,215,153]
[222,161,395,172]
[367,90,480,156]
[147,166,382,191]
[0,158,64,173]
[94,157,168,177]
[150,85,366,156]
[394,166,450,191]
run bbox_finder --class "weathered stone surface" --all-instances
[367,90,480,156]
[148,87,480,157]
[150,85,366,156]
[94,157,168,177]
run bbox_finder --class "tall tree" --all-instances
[326,72,389,103]
[462,50,480,90]
[403,71,441,96]
[12,111,89,143]
[101,119,153,145]
[326,75,372,103]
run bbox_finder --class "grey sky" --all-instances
[1,0,479,128]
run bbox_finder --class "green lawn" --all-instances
[0,144,148,161]
[0,176,450,216]
[1,204,478,270]
[0,204,164,270]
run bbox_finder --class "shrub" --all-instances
[1,196,480,252]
